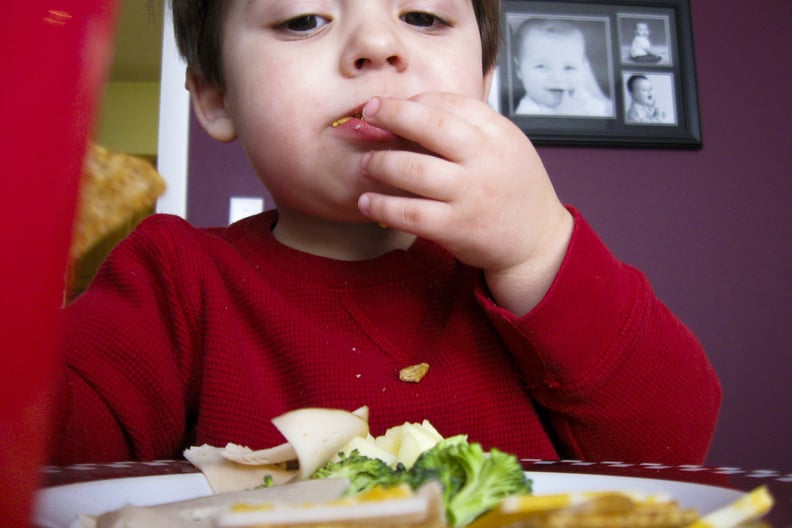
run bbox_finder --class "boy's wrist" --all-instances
[484,207,574,316]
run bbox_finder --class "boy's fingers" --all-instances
[362,150,460,202]
[358,192,452,239]
[362,94,486,161]
[407,91,491,122]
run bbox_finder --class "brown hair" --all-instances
[169,0,501,88]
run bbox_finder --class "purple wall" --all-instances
[542,0,792,472]
[186,0,792,471]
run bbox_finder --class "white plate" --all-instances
[34,473,213,528]
[33,471,744,528]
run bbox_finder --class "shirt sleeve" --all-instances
[477,207,722,465]
[51,215,200,464]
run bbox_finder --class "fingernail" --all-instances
[358,194,371,214]
[360,151,372,178]
[362,97,381,119]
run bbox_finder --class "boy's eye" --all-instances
[276,14,330,34]
[401,11,448,29]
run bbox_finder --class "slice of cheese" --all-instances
[272,407,369,480]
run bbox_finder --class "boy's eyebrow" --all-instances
[243,0,262,15]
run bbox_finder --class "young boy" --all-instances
[52,1,720,467]
[513,18,612,116]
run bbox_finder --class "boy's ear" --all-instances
[186,69,237,143]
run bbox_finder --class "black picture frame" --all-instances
[496,0,701,147]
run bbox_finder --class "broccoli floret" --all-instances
[401,435,467,498]
[310,449,405,494]
[406,435,532,527]
[310,438,532,527]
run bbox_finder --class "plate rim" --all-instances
[34,470,746,528]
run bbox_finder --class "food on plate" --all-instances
[399,362,430,383]
[361,418,444,468]
[689,485,774,528]
[272,407,369,480]
[79,406,775,528]
[187,407,529,527]
[78,478,351,528]
[216,481,446,528]
[309,435,532,526]
[401,436,531,527]
[310,434,531,528]
[468,490,699,528]
[184,443,296,493]
[467,484,775,528]
[184,406,371,492]
[219,441,297,466]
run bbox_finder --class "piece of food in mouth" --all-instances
[331,111,364,128]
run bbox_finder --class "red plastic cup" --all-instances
[0,2,118,525]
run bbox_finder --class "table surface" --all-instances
[40,458,792,526]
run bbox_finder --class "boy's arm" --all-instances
[357,93,720,463]
[51,217,195,464]
[478,208,722,464]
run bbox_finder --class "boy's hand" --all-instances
[357,93,574,316]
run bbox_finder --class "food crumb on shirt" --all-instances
[399,362,429,383]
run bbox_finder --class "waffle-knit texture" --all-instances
[53,208,721,465]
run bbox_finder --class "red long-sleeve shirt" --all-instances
[53,208,721,466]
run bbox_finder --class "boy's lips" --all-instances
[330,103,366,128]
[329,107,398,143]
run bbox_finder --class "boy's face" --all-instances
[635,23,649,38]
[515,30,586,108]
[631,78,655,105]
[193,0,489,223]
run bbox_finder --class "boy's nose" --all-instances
[340,21,409,76]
